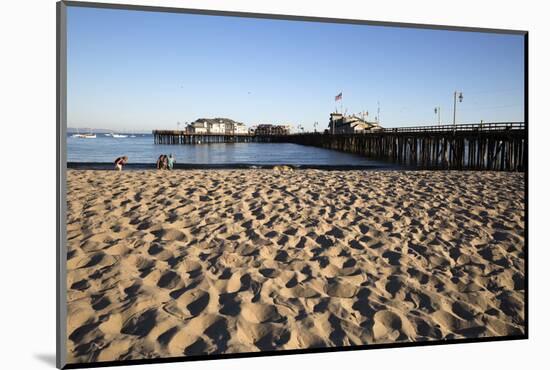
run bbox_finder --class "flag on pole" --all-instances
[335,92,342,101]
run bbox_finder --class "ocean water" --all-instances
[67,134,393,167]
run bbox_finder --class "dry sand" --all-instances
[66,169,525,363]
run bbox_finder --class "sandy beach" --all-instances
[66,169,525,363]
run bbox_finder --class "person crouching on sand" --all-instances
[167,154,175,170]
[114,156,128,171]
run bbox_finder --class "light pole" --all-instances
[314,122,318,133]
[452,91,463,127]
[434,106,441,125]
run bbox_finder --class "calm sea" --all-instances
[67,134,395,168]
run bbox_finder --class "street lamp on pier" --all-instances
[434,106,441,125]
[453,91,464,127]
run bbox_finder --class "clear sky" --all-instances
[67,6,525,131]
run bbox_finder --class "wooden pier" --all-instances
[272,122,526,171]
[153,131,256,144]
[153,122,526,171]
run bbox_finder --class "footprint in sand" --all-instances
[372,310,410,342]
[411,316,442,339]
[255,328,291,351]
[69,320,103,344]
[343,258,357,268]
[349,239,366,250]
[121,309,157,337]
[405,290,436,313]
[407,267,430,285]
[328,313,347,346]
[91,294,111,311]
[325,280,358,298]
[77,252,108,269]
[275,250,289,263]
[218,293,241,316]
[123,282,142,298]
[184,337,207,356]
[432,309,463,333]
[70,279,90,291]
[327,227,345,239]
[147,243,164,255]
[382,250,402,266]
[241,303,284,324]
[259,268,278,278]
[187,292,210,316]
[136,220,152,231]
[285,275,298,288]
[277,234,289,246]
[157,270,181,289]
[451,301,477,321]
[384,276,404,297]
[496,291,524,318]
[157,326,179,347]
[203,318,231,353]
[151,228,186,241]
[315,235,334,249]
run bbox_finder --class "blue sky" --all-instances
[67,6,525,131]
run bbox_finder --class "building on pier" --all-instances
[186,117,248,135]
[253,124,291,136]
[230,121,248,134]
[187,120,208,134]
[329,112,382,134]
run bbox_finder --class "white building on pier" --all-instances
[328,112,382,134]
[186,118,248,135]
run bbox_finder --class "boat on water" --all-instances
[112,133,128,138]
[71,128,96,139]
[72,133,96,139]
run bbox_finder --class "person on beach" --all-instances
[156,154,168,170]
[167,154,175,170]
[114,156,128,171]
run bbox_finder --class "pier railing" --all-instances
[379,122,524,133]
